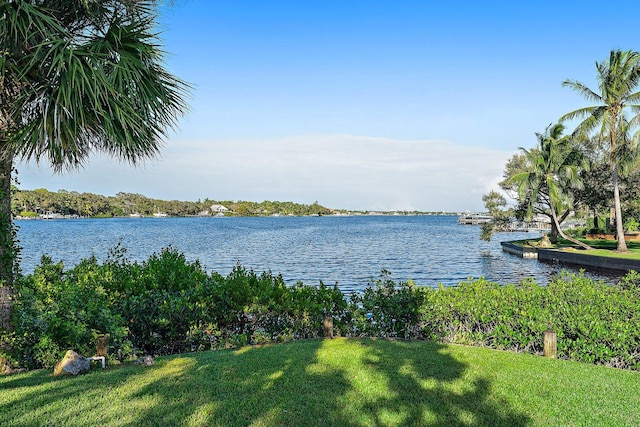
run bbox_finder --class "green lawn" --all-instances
[1,339,639,426]
[520,237,640,259]
[569,239,640,260]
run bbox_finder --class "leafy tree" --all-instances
[573,136,612,230]
[620,167,640,224]
[482,190,507,214]
[0,1,189,335]
[510,123,593,250]
[561,49,640,251]
[479,190,511,241]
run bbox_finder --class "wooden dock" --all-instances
[457,214,493,225]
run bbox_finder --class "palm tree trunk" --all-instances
[612,164,628,252]
[609,110,628,252]
[548,210,570,243]
[550,204,593,250]
[0,148,15,334]
[549,220,559,243]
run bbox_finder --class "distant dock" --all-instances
[458,213,552,232]
[458,214,493,225]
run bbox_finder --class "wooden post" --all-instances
[97,334,109,358]
[543,329,557,358]
[322,313,333,339]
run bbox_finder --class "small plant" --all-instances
[618,270,640,295]
[625,218,640,233]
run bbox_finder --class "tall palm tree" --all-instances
[0,1,189,333]
[561,49,640,252]
[510,123,593,250]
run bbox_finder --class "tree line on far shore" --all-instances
[12,188,333,218]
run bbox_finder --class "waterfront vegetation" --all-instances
[3,338,640,427]
[484,49,640,254]
[12,187,452,218]
[3,247,640,375]
[12,188,334,218]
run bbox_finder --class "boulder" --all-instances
[539,235,552,248]
[53,350,91,376]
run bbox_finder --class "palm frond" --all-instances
[561,79,603,104]
[512,123,587,223]
[561,106,606,139]
[559,106,598,122]
[3,0,191,170]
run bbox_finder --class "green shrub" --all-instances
[7,248,640,372]
[112,247,208,355]
[625,217,640,233]
[349,270,426,339]
[618,270,640,296]
[422,277,550,352]
[420,272,640,370]
[193,266,348,345]
[11,256,128,368]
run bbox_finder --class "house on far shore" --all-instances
[211,204,230,214]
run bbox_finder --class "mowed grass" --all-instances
[523,237,640,259]
[575,240,640,259]
[563,238,640,258]
[2,339,639,426]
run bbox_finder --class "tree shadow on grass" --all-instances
[125,339,349,426]
[1,339,530,426]
[352,339,529,426]
[123,338,529,426]
[0,363,138,426]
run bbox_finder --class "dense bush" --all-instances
[349,270,426,338]
[4,248,640,372]
[421,272,640,369]
[9,256,128,368]
[4,248,351,368]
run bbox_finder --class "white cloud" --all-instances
[17,134,513,211]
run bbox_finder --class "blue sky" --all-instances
[16,0,640,211]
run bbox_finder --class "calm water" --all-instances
[16,215,624,293]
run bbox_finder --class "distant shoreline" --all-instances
[15,211,460,220]
[13,188,464,219]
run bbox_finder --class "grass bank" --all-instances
[518,237,640,258]
[2,339,639,426]
[567,239,640,259]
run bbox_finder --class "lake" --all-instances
[16,215,624,293]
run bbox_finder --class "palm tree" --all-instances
[561,49,640,252]
[0,1,189,333]
[510,123,593,250]
[500,151,574,243]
